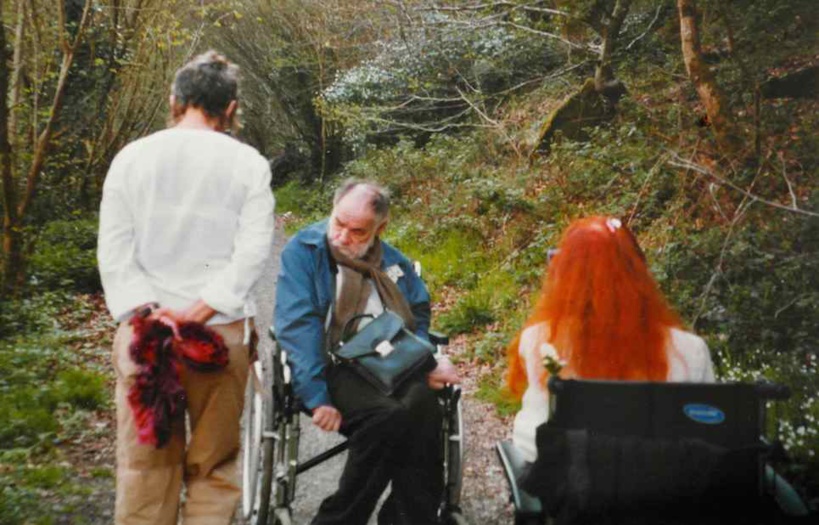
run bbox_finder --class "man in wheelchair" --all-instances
[274,178,461,525]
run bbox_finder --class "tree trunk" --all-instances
[595,0,632,88]
[677,0,742,155]
[1,0,94,294]
[0,0,22,296]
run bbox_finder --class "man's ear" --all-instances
[226,100,238,121]
[375,218,388,237]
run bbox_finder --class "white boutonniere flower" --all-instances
[385,264,404,283]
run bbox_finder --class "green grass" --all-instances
[475,374,520,418]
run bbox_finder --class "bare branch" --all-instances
[57,0,68,51]
[416,1,567,17]
[693,169,760,327]
[625,4,663,51]
[627,153,668,223]
[500,21,585,50]
[774,293,811,319]
[667,153,819,218]
[18,0,95,218]
[8,2,26,149]
[779,154,798,210]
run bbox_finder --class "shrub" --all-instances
[29,217,100,293]
[321,15,562,150]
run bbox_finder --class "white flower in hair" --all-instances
[606,217,622,233]
[385,264,404,283]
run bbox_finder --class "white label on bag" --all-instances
[375,340,395,357]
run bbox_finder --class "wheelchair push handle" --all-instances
[429,331,449,346]
[754,381,791,400]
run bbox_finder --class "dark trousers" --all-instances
[312,365,444,525]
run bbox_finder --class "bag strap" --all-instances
[324,268,389,355]
[340,313,376,343]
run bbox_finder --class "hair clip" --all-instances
[606,218,622,233]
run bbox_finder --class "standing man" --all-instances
[275,179,460,525]
[98,50,274,524]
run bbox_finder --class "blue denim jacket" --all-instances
[274,220,431,409]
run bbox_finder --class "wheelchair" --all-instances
[240,326,467,525]
[497,377,811,525]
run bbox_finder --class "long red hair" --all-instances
[507,217,682,399]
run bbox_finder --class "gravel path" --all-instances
[254,222,515,525]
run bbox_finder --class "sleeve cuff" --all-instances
[200,285,244,317]
[107,290,159,322]
[299,387,332,411]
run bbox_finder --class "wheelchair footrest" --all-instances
[496,440,543,518]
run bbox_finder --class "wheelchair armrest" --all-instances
[495,440,543,518]
[436,384,462,404]
[429,331,449,346]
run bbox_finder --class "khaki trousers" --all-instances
[113,319,251,525]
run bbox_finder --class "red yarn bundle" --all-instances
[127,315,229,448]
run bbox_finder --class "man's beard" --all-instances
[331,237,373,260]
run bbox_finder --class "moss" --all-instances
[532,77,613,155]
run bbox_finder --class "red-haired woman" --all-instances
[508,216,715,461]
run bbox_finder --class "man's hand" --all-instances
[179,300,218,324]
[312,405,342,432]
[427,355,461,390]
[149,300,217,327]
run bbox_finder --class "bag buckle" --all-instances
[375,340,395,357]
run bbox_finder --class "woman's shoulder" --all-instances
[668,327,707,352]
[519,322,559,359]
[520,322,548,349]
[668,327,715,382]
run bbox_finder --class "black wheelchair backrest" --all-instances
[547,377,788,448]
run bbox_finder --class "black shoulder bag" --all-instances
[330,311,437,396]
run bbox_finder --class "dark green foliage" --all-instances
[0,291,110,523]
[28,217,100,293]
[0,293,109,447]
[52,369,107,411]
[0,463,93,525]
[0,339,107,447]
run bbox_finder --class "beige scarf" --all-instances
[327,239,416,349]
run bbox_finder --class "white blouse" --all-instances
[512,323,716,462]
[98,128,275,324]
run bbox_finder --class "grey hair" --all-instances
[171,50,239,119]
[333,178,391,222]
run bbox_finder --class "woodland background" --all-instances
[0,1,817,522]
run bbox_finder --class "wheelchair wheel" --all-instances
[241,352,275,524]
[445,387,465,508]
[445,511,469,525]
[271,507,292,525]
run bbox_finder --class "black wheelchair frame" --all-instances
[496,377,811,525]
[241,328,467,525]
